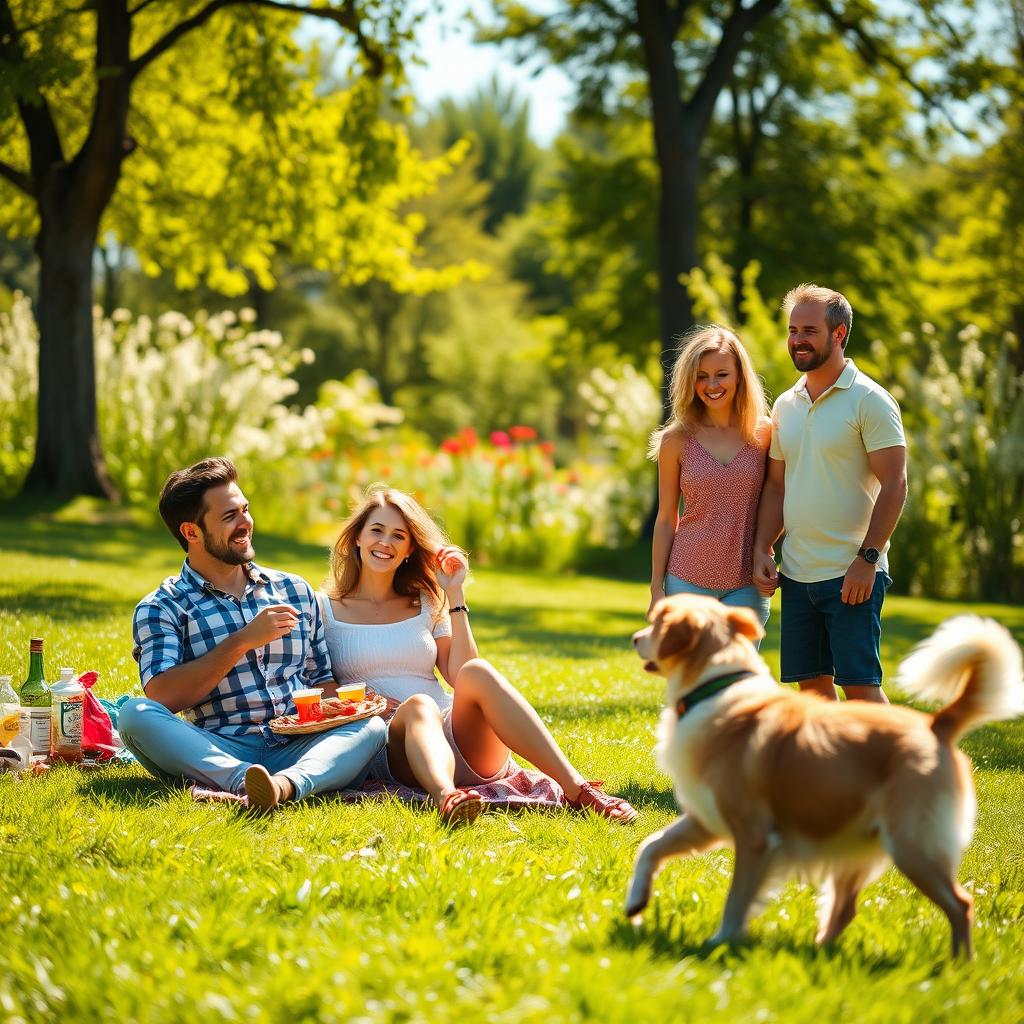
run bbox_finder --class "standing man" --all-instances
[752,284,907,702]
[121,457,385,809]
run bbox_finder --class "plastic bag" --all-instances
[79,671,116,759]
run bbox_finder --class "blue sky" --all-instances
[405,2,573,145]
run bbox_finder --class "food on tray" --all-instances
[269,691,385,735]
[292,688,324,722]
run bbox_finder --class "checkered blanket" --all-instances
[189,765,565,809]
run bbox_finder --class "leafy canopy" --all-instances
[0,0,477,296]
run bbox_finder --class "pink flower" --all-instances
[490,430,512,448]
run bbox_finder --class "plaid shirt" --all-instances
[132,560,332,740]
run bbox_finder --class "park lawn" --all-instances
[1,510,1023,1024]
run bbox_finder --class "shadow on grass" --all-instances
[607,915,905,972]
[0,509,329,568]
[79,770,177,807]
[2,582,135,621]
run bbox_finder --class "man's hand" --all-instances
[841,559,876,605]
[238,604,300,649]
[752,551,779,597]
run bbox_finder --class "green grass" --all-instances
[1,510,1023,1023]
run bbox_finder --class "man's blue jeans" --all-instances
[118,697,387,800]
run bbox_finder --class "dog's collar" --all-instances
[675,669,757,719]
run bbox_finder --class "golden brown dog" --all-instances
[626,594,1023,958]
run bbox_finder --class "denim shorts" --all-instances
[779,571,892,686]
[665,575,771,649]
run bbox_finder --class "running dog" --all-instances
[626,594,1023,958]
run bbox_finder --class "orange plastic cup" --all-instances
[292,688,324,722]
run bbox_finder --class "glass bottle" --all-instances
[19,637,51,758]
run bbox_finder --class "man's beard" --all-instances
[790,333,835,371]
[202,531,254,565]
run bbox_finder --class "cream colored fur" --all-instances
[626,595,1023,959]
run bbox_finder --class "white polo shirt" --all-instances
[769,359,905,583]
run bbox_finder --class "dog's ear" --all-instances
[725,606,764,643]
[656,608,701,660]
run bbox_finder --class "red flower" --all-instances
[538,441,555,456]
[459,427,479,448]
[509,425,537,441]
[440,438,462,454]
[490,430,512,448]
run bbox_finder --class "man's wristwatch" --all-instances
[857,546,880,565]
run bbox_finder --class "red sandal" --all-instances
[566,781,638,824]
[438,788,484,825]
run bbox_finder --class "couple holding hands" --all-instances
[650,282,907,703]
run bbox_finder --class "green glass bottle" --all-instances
[20,637,51,757]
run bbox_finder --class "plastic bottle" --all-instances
[50,668,84,764]
[19,637,51,758]
[0,674,20,747]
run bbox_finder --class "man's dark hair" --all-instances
[159,457,238,551]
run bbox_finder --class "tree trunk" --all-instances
[22,201,118,500]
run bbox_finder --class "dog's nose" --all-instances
[631,631,641,647]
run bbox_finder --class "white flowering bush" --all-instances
[0,294,38,497]
[873,325,1024,601]
[577,362,662,544]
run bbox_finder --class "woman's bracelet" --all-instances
[450,605,469,614]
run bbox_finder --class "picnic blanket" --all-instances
[106,690,566,809]
[189,766,565,809]
[188,770,565,811]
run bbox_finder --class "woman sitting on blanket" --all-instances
[319,486,638,825]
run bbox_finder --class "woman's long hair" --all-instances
[324,486,465,615]
[648,324,767,458]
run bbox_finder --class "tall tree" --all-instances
[482,0,965,407]
[0,0,444,499]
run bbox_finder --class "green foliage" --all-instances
[0,1,475,296]
[874,324,1024,602]
[436,75,542,233]
[0,293,36,497]
[2,517,1024,1022]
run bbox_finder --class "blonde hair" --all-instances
[648,324,767,458]
[324,486,464,613]
[782,283,853,345]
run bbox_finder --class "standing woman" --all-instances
[648,325,772,636]
[320,487,638,825]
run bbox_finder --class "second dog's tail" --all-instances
[896,616,1024,745]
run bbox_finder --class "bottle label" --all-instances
[28,709,50,755]
[55,697,83,745]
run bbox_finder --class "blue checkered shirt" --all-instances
[132,560,332,741]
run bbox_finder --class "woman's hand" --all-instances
[435,546,468,591]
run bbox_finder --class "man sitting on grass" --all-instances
[120,457,385,810]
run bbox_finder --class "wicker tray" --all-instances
[270,693,388,735]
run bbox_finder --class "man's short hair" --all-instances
[783,283,853,345]
[159,457,238,551]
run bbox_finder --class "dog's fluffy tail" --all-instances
[896,616,1024,744]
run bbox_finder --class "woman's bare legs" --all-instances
[386,694,457,805]
[449,658,588,799]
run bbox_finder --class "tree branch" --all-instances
[689,0,784,133]
[129,0,164,16]
[129,0,384,80]
[0,0,65,176]
[0,159,34,195]
[810,0,967,134]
